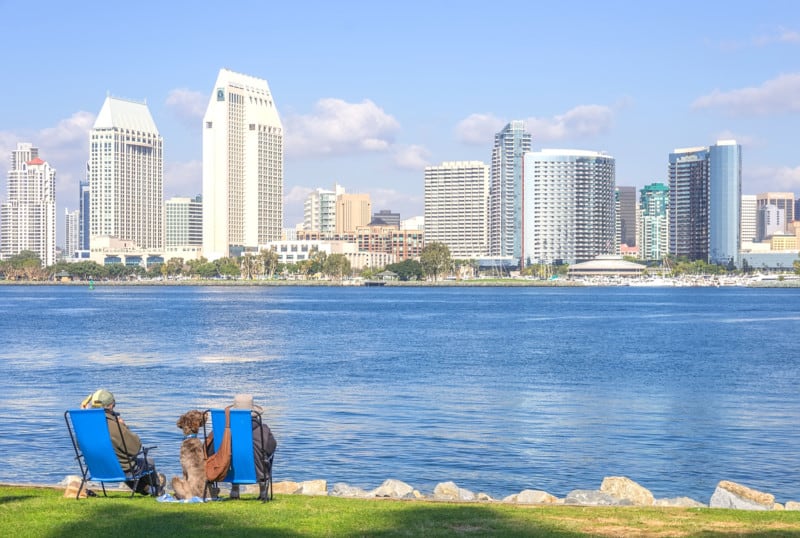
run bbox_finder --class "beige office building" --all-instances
[335,193,371,234]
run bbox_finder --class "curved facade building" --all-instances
[522,149,615,265]
[708,140,741,266]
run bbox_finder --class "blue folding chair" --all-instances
[64,408,158,499]
[204,408,274,501]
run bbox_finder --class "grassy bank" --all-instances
[2,486,800,537]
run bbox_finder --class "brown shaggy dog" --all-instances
[172,410,207,499]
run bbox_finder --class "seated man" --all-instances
[80,389,165,495]
[229,393,277,500]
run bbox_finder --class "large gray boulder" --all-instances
[331,483,370,498]
[296,479,328,496]
[370,479,415,499]
[654,496,706,508]
[565,489,633,506]
[504,489,559,504]
[600,476,655,506]
[709,480,774,510]
[433,481,476,501]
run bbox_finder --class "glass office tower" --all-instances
[708,140,741,266]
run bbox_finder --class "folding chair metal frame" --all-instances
[203,408,274,502]
[64,408,158,499]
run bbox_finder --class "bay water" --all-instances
[1,284,798,503]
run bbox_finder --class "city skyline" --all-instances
[1,1,799,243]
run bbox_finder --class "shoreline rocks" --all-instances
[55,475,799,510]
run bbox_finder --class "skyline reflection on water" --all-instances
[1,284,798,503]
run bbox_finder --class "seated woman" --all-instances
[209,394,276,500]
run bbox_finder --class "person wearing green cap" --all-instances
[80,389,165,495]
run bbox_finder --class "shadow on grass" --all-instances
[0,495,34,505]
[46,495,800,537]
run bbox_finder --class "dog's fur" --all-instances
[171,410,207,499]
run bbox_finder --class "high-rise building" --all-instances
[165,195,203,247]
[304,184,344,232]
[0,143,56,266]
[708,141,741,266]
[78,179,90,250]
[335,193,371,234]
[88,97,163,250]
[203,68,284,260]
[488,120,531,262]
[668,140,741,265]
[615,186,636,248]
[65,209,80,258]
[668,146,709,261]
[522,149,615,265]
[757,204,784,241]
[637,183,669,261]
[424,161,490,258]
[756,192,794,233]
[741,194,757,244]
[371,209,401,228]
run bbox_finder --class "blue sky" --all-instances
[2,0,800,240]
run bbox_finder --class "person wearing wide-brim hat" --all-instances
[79,388,165,496]
[229,394,277,500]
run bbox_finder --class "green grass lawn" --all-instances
[3,486,800,537]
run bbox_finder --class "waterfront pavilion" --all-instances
[567,255,646,278]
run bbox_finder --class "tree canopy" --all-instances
[420,242,451,281]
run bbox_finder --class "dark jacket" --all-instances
[252,419,277,480]
[105,409,142,473]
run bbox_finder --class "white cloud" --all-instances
[713,130,760,148]
[455,113,506,145]
[284,185,313,203]
[164,160,202,199]
[283,185,313,227]
[393,144,431,170]
[692,73,800,115]
[455,105,615,146]
[284,98,400,157]
[753,27,800,46]
[369,188,423,218]
[747,164,800,193]
[527,104,615,142]
[165,88,206,129]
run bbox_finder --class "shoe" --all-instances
[229,485,240,500]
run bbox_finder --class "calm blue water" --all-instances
[1,285,798,503]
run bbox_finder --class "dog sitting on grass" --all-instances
[172,410,207,499]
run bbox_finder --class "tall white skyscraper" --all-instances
[65,209,80,258]
[424,161,490,258]
[488,121,531,262]
[1,143,56,266]
[88,96,163,250]
[203,68,284,260]
[522,149,616,265]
